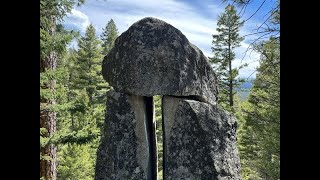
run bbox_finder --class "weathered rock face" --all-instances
[162,96,241,180]
[95,90,157,180]
[102,17,218,105]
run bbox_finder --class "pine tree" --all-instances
[237,38,280,180]
[101,19,119,55]
[40,1,84,179]
[54,44,102,180]
[76,24,106,106]
[236,4,280,177]
[54,25,107,178]
[210,4,245,110]
[61,24,107,140]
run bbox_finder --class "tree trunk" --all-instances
[228,29,233,107]
[40,45,57,180]
[40,108,57,180]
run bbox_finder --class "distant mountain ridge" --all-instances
[236,79,255,100]
[240,81,253,89]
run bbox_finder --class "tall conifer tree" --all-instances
[40,1,84,179]
[210,4,245,110]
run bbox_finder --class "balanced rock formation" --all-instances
[162,96,241,179]
[102,17,218,105]
[96,17,241,180]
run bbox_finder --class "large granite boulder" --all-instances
[102,17,218,105]
[162,96,241,180]
[95,90,157,180]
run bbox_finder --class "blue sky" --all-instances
[62,0,277,78]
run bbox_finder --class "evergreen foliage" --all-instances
[154,95,163,180]
[237,38,280,180]
[40,0,84,179]
[101,19,119,55]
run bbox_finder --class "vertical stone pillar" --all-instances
[162,96,241,180]
[95,91,157,180]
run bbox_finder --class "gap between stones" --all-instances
[143,95,208,180]
[143,96,157,180]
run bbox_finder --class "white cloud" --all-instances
[63,9,90,33]
[71,0,222,56]
[231,41,261,78]
[64,0,265,78]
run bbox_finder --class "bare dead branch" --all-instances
[243,0,266,23]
